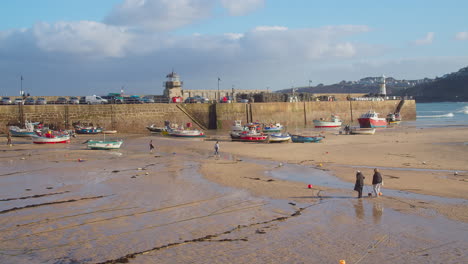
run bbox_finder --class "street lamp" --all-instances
[217,77,221,101]
[20,75,23,97]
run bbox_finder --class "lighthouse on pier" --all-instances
[163,71,183,99]
[379,75,387,96]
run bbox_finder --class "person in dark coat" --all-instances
[372,168,383,197]
[354,170,365,198]
[149,140,155,153]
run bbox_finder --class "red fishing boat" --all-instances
[358,111,387,128]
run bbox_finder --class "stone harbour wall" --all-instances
[0,100,416,133]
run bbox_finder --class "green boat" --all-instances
[87,139,123,150]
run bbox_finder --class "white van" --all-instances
[84,95,108,104]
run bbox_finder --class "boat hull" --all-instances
[87,140,123,150]
[168,129,205,137]
[358,118,387,128]
[32,135,71,144]
[350,128,376,135]
[313,120,342,128]
[10,130,36,137]
[268,134,291,143]
[76,128,103,134]
[291,135,323,143]
[239,135,268,141]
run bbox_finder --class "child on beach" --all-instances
[149,140,155,153]
[6,130,12,146]
[214,141,219,155]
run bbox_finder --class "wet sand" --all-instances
[0,126,467,264]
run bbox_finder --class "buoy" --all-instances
[379,192,383,196]
[78,158,82,162]
[308,184,313,189]
[339,260,346,264]
[318,163,322,167]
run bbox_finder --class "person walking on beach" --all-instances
[149,140,155,153]
[372,168,383,197]
[214,141,220,155]
[354,170,365,198]
[6,129,12,146]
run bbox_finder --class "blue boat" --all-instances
[291,135,323,143]
[75,126,103,134]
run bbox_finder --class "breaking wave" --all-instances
[418,113,454,118]
[455,106,468,114]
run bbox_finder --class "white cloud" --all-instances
[105,0,215,32]
[220,0,265,16]
[32,21,133,57]
[412,32,435,46]
[253,26,288,32]
[224,33,244,40]
[455,31,468,40]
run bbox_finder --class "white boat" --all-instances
[31,132,71,144]
[87,139,123,150]
[167,128,205,137]
[313,115,342,128]
[9,121,40,137]
[231,120,244,132]
[268,133,291,143]
[350,128,376,135]
[102,130,118,134]
[146,124,167,133]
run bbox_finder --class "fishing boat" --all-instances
[263,123,284,133]
[358,111,387,128]
[268,133,291,143]
[239,131,268,142]
[146,124,167,133]
[231,120,244,132]
[313,115,342,128]
[75,126,103,134]
[350,128,376,135]
[87,139,123,150]
[9,121,40,137]
[386,113,402,124]
[291,134,323,143]
[167,128,205,137]
[31,131,70,144]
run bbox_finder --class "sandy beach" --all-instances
[0,125,467,263]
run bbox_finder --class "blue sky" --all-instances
[0,0,467,96]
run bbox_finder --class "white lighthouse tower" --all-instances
[379,74,387,96]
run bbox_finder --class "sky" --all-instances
[0,0,467,96]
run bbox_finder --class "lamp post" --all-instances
[20,75,23,97]
[217,77,221,101]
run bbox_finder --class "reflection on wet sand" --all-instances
[373,201,384,224]
[353,199,365,220]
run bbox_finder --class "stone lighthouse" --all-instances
[379,74,387,96]
[163,71,183,99]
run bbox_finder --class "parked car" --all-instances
[68,96,80,104]
[238,99,249,103]
[55,97,68,104]
[14,98,24,105]
[35,98,47,105]
[101,95,123,104]
[185,96,207,103]
[141,96,155,103]
[24,97,36,105]
[123,96,143,104]
[0,97,12,105]
[83,95,108,104]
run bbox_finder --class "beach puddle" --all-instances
[254,160,467,204]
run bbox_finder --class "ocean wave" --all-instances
[418,113,454,118]
[455,106,468,114]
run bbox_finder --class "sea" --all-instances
[408,102,468,128]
